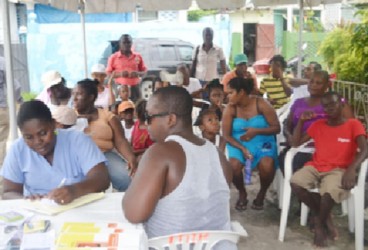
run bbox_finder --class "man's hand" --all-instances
[117,71,129,78]
[47,185,76,205]
[240,127,258,142]
[129,71,139,78]
[341,168,356,190]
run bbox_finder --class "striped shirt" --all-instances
[260,77,290,109]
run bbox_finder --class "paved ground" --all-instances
[232,172,365,250]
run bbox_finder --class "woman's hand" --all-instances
[241,147,253,160]
[26,194,46,201]
[240,127,258,141]
[47,185,76,205]
[128,157,138,177]
[300,110,316,121]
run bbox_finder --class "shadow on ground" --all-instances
[232,172,364,250]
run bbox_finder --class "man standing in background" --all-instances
[191,27,227,99]
[0,56,22,196]
[106,34,147,102]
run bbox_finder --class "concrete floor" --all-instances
[232,172,364,250]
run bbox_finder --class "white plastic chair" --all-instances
[279,146,368,250]
[148,221,248,250]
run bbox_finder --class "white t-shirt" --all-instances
[121,120,134,143]
[193,45,225,81]
[183,78,202,94]
[94,87,110,109]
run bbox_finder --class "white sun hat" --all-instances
[41,70,62,89]
[91,64,106,74]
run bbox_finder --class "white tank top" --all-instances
[144,135,236,249]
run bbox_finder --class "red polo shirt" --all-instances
[106,51,147,86]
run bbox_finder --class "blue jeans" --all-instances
[104,151,131,191]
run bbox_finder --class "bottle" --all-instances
[244,159,252,185]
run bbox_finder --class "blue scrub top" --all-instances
[1,129,106,196]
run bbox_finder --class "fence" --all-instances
[332,80,368,132]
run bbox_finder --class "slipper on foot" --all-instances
[251,199,264,210]
[235,199,248,211]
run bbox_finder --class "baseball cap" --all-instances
[91,64,106,74]
[118,101,135,113]
[234,54,248,65]
[52,106,77,126]
[41,70,62,89]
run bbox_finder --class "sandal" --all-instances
[235,199,248,211]
[251,199,264,210]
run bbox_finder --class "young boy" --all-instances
[52,105,77,129]
[290,91,367,247]
[118,101,135,143]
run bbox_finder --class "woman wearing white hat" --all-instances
[91,64,115,110]
[36,70,72,112]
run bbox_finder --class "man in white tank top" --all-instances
[123,87,236,249]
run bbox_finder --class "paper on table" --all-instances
[24,192,105,215]
[20,230,55,250]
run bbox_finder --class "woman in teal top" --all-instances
[222,77,280,211]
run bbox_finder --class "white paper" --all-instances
[20,230,55,250]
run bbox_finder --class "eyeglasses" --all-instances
[144,112,170,124]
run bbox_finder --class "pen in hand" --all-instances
[57,178,67,188]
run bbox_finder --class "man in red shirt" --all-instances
[106,34,147,102]
[290,91,367,247]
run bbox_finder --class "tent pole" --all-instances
[79,0,88,78]
[2,0,18,142]
[297,0,304,78]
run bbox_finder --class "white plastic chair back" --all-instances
[148,221,247,250]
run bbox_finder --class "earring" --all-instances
[54,130,58,135]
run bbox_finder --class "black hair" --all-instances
[77,78,98,102]
[17,100,52,128]
[119,34,132,42]
[228,77,254,95]
[309,61,322,71]
[194,108,217,126]
[202,27,214,35]
[135,99,147,122]
[110,100,121,113]
[322,91,341,101]
[151,86,193,126]
[269,55,287,69]
[312,70,330,83]
[206,79,223,95]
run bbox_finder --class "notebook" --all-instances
[24,192,105,215]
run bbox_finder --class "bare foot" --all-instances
[326,214,339,241]
[313,225,327,248]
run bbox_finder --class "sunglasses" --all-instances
[144,112,170,124]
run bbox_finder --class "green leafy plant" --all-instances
[319,9,368,83]
[21,92,37,101]
[187,10,217,22]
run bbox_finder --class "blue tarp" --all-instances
[34,4,132,23]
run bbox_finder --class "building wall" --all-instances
[229,9,274,33]
[0,3,20,44]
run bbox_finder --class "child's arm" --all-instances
[341,135,368,190]
[219,135,226,153]
[290,111,313,147]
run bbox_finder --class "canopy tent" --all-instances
[2,0,248,141]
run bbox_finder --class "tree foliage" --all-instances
[187,10,217,22]
[318,9,368,83]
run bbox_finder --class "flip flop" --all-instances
[235,199,248,211]
[251,199,264,210]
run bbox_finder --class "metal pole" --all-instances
[2,0,18,141]
[79,0,88,78]
[297,0,304,78]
